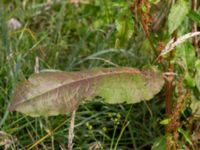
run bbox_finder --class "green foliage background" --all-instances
[0,0,200,149]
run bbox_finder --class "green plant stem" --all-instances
[114,122,129,150]
[28,120,68,150]
[114,105,133,149]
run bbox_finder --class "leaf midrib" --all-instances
[13,68,141,108]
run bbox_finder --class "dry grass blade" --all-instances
[159,32,200,56]
[68,110,76,150]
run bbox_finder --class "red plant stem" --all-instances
[165,72,174,117]
[192,0,199,57]
[165,31,177,150]
[165,32,177,118]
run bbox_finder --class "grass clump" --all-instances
[0,1,164,149]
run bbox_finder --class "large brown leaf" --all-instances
[9,67,164,117]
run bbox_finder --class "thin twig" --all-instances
[68,110,76,150]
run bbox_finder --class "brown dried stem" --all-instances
[68,110,76,150]
[164,71,174,118]
[192,0,199,57]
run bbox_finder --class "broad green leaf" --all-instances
[115,15,134,47]
[168,0,189,34]
[176,42,196,87]
[151,136,168,150]
[184,74,195,88]
[176,42,195,71]
[9,67,164,117]
[178,128,192,145]
[188,10,200,26]
[190,98,200,117]
[115,18,133,39]
[195,60,200,75]
[195,60,200,92]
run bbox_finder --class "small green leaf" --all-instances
[178,128,192,145]
[141,5,147,12]
[195,60,200,92]
[160,119,170,125]
[151,136,168,150]
[184,74,195,88]
[176,42,195,71]
[168,0,189,34]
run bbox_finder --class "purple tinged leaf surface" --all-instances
[9,67,164,117]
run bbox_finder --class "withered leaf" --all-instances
[9,67,164,117]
